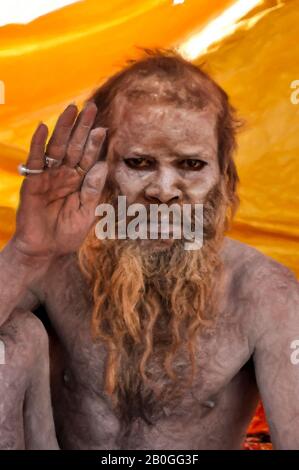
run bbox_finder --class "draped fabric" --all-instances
[0,0,298,448]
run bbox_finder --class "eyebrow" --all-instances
[172,151,207,159]
[115,148,209,160]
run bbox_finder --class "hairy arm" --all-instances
[0,103,107,451]
[252,261,299,449]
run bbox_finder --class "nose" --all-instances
[144,168,182,204]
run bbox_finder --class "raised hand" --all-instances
[12,102,108,260]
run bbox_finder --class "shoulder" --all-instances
[221,236,297,286]
[221,237,299,343]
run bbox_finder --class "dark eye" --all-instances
[179,159,207,171]
[124,157,153,169]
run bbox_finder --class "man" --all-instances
[0,50,299,450]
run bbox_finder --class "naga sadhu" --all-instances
[0,50,299,450]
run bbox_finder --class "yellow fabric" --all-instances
[0,0,298,275]
[197,0,299,276]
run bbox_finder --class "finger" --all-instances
[80,161,108,210]
[46,104,78,162]
[65,102,98,168]
[25,123,49,170]
[78,127,107,174]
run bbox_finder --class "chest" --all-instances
[44,258,257,448]
[49,319,256,449]
[47,287,254,419]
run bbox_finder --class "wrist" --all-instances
[2,238,53,271]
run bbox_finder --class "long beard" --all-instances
[78,180,230,425]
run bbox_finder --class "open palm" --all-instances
[14,103,108,258]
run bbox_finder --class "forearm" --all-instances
[0,239,50,327]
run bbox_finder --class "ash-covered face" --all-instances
[104,96,220,249]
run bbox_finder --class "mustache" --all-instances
[99,180,225,241]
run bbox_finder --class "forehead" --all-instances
[110,97,218,154]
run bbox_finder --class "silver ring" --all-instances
[45,155,61,168]
[18,164,44,176]
[75,163,88,176]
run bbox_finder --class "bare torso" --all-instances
[2,91,298,450]
[36,237,262,450]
